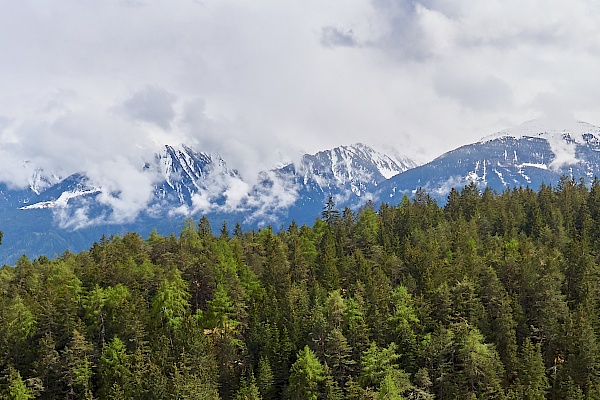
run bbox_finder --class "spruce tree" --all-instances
[513,338,548,400]
[288,346,324,400]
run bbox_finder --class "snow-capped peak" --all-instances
[156,144,237,187]
[304,143,415,180]
[481,118,600,144]
[19,162,65,195]
[20,187,100,210]
[281,143,418,199]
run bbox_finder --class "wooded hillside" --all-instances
[2,177,600,399]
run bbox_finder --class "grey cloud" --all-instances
[2,0,600,221]
[180,97,299,184]
[182,98,212,140]
[121,85,176,130]
[368,0,434,60]
[0,116,11,132]
[534,94,575,126]
[0,92,166,223]
[120,0,146,7]
[434,74,514,111]
[458,20,565,50]
[320,26,359,48]
[371,0,418,18]
[417,0,463,18]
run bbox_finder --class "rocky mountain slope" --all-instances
[0,143,414,263]
[380,119,600,203]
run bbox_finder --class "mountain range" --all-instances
[380,119,600,204]
[2,118,600,264]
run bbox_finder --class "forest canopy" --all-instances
[2,177,600,399]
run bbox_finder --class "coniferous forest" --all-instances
[5,177,600,399]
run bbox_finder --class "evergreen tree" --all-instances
[513,338,549,400]
[359,342,402,390]
[322,196,341,227]
[566,306,600,394]
[386,285,419,369]
[151,269,190,335]
[288,346,324,400]
[377,370,412,400]
[98,336,131,399]
[454,323,505,399]
[236,371,262,400]
[221,221,230,239]
[325,328,355,387]
[3,366,34,400]
[317,229,340,292]
[256,356,275,400]
[344,295,371,369]
[62,330,95,400]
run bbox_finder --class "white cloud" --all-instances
[121,85,177,129]
[1,0,600,221]
[320,26,360,48]
[223,178,251,209]
[162,167,300,225]
[424,176,466,197]
[243,171,300,225]
[547,135,580,170]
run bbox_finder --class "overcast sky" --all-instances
[1,0,600,195]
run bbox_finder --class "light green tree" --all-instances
[3,366,34,400]
[288,346,324,400]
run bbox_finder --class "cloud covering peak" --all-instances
[2,0,600,220]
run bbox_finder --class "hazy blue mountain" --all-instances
[380,119,600,204]
[272,143,417,221]
[7,118,600,265]
[0,143,414,264]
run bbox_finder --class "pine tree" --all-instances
[256,356,275,400]
[386,285,419,369]
[98,336,131,399]
[196,215,211,235]
[567,306,600,394]
[513,338,548,400]
[220,221,230,239]
[325,328,355,387]
[322,196,341,227]
[204,283,244,397]
[288,346,324,400]
[233,222,244,239]
[236,372,262,400]
[359,342,401,389]
[377,370,411,400]
[151,269,190,334]
[454,323,506,399]
[61,330,95,399]
[3,366,34,400]
[317,229,340,292]
[344,295,371,370]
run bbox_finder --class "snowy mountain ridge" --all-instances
[288,143,416,196]
[8,118,600,264]
[15,142,414,228]
[481,119,600,144]
[381,118,600,206]
[479,119,600,171]
[20,188,101,210]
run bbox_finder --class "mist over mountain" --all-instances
[0,142,414,263]
[5,118,600,264]
[379,118,600,204]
